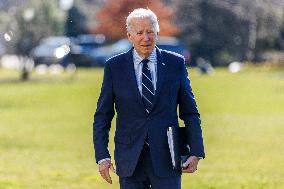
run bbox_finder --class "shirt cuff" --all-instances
[98,158,111,165]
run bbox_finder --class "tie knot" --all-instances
[141,59,149,65]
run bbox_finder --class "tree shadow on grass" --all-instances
[0,76,76,85]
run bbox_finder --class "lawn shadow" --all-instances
[0,76,77,85]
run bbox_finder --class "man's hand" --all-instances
[99,160,116,184]
[182,156,200,173]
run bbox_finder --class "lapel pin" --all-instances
[162,63,165,66]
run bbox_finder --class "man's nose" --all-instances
[142,33,150,41]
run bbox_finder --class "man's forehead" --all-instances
[131,18,153,29]
[131,17,152,24]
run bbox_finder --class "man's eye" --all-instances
[137,32,143,35]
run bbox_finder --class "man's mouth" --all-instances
[141,44,151,48]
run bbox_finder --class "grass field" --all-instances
[0,65,284,189]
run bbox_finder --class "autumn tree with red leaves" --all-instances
[92,0,180,40]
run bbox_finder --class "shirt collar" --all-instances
[133,48,157,65]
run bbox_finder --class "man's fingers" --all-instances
[182,156,199,173]
[182,158,191,168]
[100,168,112,184]
[182,165,197,173]
[188,165,197,173]
[105,170,112,184]
[182,163,196,172]
[182,158,194,168]
[99,161,113,184]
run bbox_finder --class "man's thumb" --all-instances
[110,163,116,173]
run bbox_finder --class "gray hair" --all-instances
[126,8,160,33]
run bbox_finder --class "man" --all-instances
[93,8,205,189]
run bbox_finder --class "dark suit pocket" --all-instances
[114,133,131,145]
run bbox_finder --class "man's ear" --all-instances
[155,32,159,41]
[127,32,132,42]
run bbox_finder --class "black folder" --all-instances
[167,126,191,171]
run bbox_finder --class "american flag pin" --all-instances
[162,63,165,66]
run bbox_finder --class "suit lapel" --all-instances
[151,47,165,110]
[124,48,145,110]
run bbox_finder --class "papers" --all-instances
[167,127,176,167]
[167,126,191,170]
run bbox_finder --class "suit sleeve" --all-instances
[178,60,205,158]
[93,62,115,163]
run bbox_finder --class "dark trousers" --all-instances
[119,145,181,189]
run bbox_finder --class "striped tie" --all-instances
[141,59,155,114]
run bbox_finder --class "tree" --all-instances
[1,0,65,80]
[64,5,88,37]
[92,0,179,40]
[278,22,284,50]
[175,0,284,66]
[10,1,64,54]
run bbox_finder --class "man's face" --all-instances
[127,17,158,58]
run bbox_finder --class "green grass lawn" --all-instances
[0,65,284,189]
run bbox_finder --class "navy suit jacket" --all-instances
[93,47,205,178]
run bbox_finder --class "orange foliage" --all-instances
[92,0,180,40]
